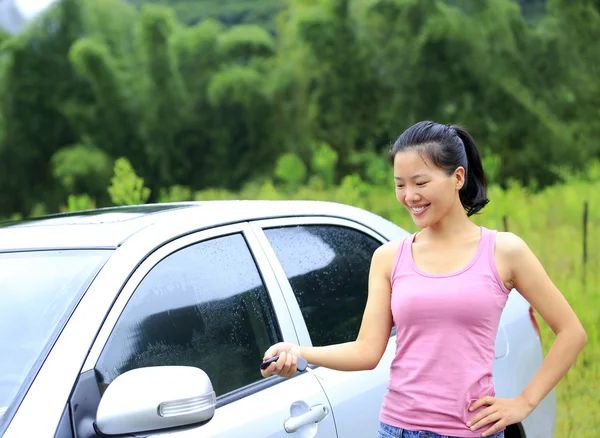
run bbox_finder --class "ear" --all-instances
[454,166,466,190]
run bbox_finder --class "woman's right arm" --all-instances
[260,240,398,378]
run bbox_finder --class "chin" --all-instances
[412,220,429,229]
[410,212,440,230]
[410,214,430,229]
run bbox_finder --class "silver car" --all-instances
[0,201,556,438]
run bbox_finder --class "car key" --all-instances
[260,355,308,372]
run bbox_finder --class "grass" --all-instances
[538,263,598,438]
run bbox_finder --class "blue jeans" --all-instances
[378,421,505,438]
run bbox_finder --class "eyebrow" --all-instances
[394,174,427,181]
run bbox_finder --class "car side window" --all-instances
[94,233,282,397]
[263,225,382,346]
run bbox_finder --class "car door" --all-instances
[250,217,399,438]
[69,223,337,438]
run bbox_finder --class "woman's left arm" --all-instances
[467,232,587,436]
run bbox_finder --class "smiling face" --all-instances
[393,148,466,229]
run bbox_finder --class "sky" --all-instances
[14,0,56,19]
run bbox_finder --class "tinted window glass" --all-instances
[264,225,382,346]
[95,233,281,397]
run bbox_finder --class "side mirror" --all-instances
[95,366,216,435]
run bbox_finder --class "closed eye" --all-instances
[416,182,428,186]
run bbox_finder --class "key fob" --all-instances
[260,355,309,372]
[260,355,279,370]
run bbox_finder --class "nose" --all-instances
[405,187,421,203]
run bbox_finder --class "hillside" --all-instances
[127,0,287,31]
[129,0,545,31]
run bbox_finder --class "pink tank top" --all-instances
[379,227,511,437]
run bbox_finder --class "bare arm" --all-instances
[297,241,396,370]
[261,240,397,377]
[499,232,587,408]
[467,232,587,436]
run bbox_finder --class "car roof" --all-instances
[0,200,398,251]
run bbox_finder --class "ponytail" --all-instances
[451,125,489,216]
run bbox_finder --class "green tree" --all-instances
[66,0,144,166]
[108,157,151,206]
[281,0,383,174]
[361,0,584,186]
[275,152,307,188]
[0,28,8,46]
[138,5,190,189]
[0,0,91,215]
[61,194,96,212]
[201,23,279,186]
[310,141,338,187]
[126,0,287,31]
[544,0,600,169]
[51,137,113,200]
[169,19,225,188]
[68,38,142,164]
[2,0,600,220]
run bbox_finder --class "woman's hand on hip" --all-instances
[466,395,535,437]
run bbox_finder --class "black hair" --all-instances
[388,120,489,216]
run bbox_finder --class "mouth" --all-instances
[409,204,430,216]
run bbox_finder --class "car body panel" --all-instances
[152,374,337,438]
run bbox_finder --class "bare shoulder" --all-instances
[495,231,528,257]
[493,232,531,288]
[372,239,403,278]
[375,239,403,257]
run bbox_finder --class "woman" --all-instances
[260,121,586,438]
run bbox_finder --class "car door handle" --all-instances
[284,404,329,433]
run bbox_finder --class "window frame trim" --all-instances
[81,222,299,388]
[248,216,389,348]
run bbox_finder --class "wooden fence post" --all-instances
[582,201,588,286]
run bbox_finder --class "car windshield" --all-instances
[0,250,112,426]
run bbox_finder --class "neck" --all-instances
[421,202,478,241]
